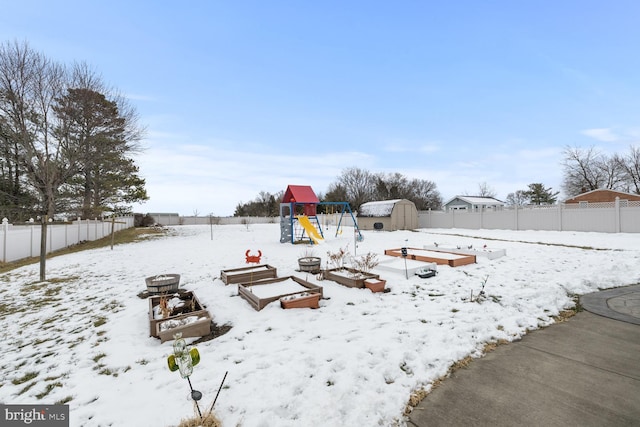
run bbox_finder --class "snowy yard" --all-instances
[1,224,638,427]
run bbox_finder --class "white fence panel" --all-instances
[418,203,640,233]
[1,217,134,263]
[517,207,560,231]
[480,210,515,230]
[6,227,34,261]
[620,207,640,233]
[561,207,616,233]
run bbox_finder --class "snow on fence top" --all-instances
[359,199,402,217]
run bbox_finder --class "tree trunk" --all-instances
[39,215,47,281]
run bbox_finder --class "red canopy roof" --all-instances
[282,185,319,204]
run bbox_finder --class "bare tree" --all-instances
[562,145,627,196]
[372,172,410,200]
[409,177,442,209]
[0,41,146,279]
[0,40,75,279]
[325,168,442,210]
[477,182,497,198]
[335,167,375,210]
[597,154,626,191]
[561,146,606,196]
[505,190,529,206]
[620,146,640,194]
[462,182,497,198]
[0,40,78,216]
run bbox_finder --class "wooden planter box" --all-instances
[280,292,321,309]
[145,274,180,294]
[384,248,476,267]
[148,291,209,337]
[238,276,323,311]
[220,264,277,285]
[324,267,380,289]
[423,245,506,260]
[364,278,386,293]
[156,311,212,343]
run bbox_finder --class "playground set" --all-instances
[279,185,362,244]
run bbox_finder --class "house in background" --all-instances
[357,199,418,231]
[443,196,506,212]
[564,189,640,205]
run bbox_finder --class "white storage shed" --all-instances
[357,199,418,231]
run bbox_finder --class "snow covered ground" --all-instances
[1,224,639,427]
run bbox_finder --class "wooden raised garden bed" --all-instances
[238,276,323,311]
[376,256,438,276]
[384,248,476,267]
[324,267,380,289]
[220,264,278,285]
[148,290,210,338]
[423,244,506,260]
[155,311,212,343]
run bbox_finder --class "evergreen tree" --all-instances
[53,87,147,217]
[524,183,559,205]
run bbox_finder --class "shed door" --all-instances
[399,204,409,230]
[400,203,414,229]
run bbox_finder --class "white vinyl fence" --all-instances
[161,201,640,235]
[419,200,640,233]
[1,216,134,263]
[168,214,359,227]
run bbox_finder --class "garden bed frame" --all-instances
[238,276,323,311]
[148,290,209,337]
[155,311,212,343]
[376,256,438,276]
[324,267,380,289]
[422,244,506,260]
[220,264,278,285]
[384,248,476,267]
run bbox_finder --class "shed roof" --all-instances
[359,199,403,217]
[281,185,319,204]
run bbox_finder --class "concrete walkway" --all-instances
[407,284,640,427]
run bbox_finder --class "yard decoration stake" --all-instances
[167,333,203,419]
[245,249,262,263]
[401,241,408,279]
[207,371,229,413]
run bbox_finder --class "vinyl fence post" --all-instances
[558,204,563,232]
[2,218,8,263]
[48,217,53,253]
[30,219,35,257]
[615,197,621,233]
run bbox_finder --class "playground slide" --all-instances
[297,215,324,244]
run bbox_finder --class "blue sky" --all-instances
[3,1,640,216]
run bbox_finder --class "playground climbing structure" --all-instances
[279,185,362,244]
